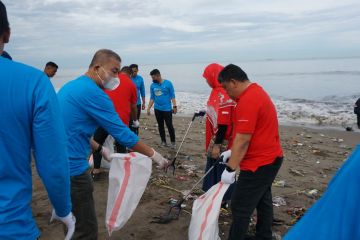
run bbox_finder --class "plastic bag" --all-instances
[188,182,230,240]
[106,152,152,236]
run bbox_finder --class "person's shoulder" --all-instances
[164,79,173,85]
[138,74,144,80]
[3,58,46,80]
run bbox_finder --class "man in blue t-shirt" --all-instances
[0,2,75,239]
[57,49,168,239]
[130,64,145,135]
[147,69,177,148]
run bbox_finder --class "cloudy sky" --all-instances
[3,0,360,69]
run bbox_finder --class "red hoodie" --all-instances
[203,63,236,151]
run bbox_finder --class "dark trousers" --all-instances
[202,156,235,202]
[93,127,127,169]
[129,104,142,135]
[228,157,283,240]
[357,114,360,128]
[71,172,98,240]
[154,109,175,143]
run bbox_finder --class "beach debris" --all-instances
[175,175,189,181]
[319,134,325,137]
[305,135,312,139]
[289,168,305,177]
[273,232,282,240]
[305,189,319,198]
[316,160,320,164]
[272,196,286,207]
[150,175,169,186]
[345,127,353,132]
[272,180,286,188]
[287,207,306,225]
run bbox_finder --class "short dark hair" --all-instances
[150,69,160,76]
[45,61,58,69]
[121,66,133,75]
[129,64,138,69]
[89,49,121,68]
[218,64,248,83]
[0,1,10,36]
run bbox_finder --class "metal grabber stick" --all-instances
[166,110,206,175]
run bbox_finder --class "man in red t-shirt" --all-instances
[218,64,283,240]
[91,66,138,180]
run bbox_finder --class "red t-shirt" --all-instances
[233,83,283,172]
[104,73,137,126]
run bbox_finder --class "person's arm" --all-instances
[147,85,155,115]
[171,98,177,114]
[227,133,252,170]
[147,99,154,115]
[140,78,146,109]
[169,81,177,114]
[32,74,71,218]
[211,125,227,158]
[131,103,138,121]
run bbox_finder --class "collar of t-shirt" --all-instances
[235,82,256,102]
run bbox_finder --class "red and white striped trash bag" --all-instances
[188,182,230,240]
[106,152,152,236]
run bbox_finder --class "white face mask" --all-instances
[103,76,120,90]
[96,67,120,90]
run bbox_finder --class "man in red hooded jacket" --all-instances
[202,63,236,207]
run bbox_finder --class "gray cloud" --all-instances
[3,0,360,68]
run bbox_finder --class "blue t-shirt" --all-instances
[57,75,139,176]
[131,74,145,105]
[0,56,71,239]
[150,79,175,111]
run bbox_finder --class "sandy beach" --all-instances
[32,114,360,239]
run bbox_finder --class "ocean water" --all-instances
[51,58,360,129]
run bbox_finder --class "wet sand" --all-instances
[32,115,360,239]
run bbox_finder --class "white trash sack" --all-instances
[106,152,152,236]
[188,182,230,240]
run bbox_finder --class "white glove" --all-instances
[221,168,236,184]
[132,120,140,128]
[150,149,169,169]
[220,149,231,163]
[50,210,76,240]
[101,146,111,162]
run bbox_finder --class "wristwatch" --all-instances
[226,165,235,172]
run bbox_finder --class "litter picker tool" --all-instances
[166,110,206,175]
[152,156,224,224]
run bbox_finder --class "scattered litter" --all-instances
[273,232,282,240]
[289,168,305,177]
[273,180,286,188]
[272,196,286,207]
[176,175,189,181]
[319,134,325,137]
[305,135,312,139]
[316,160,320,164]
[287,207,306,225]
[297,143,303,146]
[305,189,319,198]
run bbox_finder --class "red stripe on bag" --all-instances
[108,154,133,234]
[198,183,224,240]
